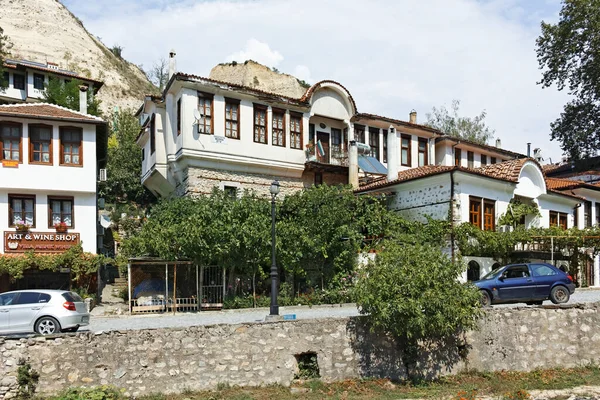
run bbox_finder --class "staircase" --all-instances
[92,276,129,316]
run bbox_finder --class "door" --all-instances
[0,292,19,333]
[9,292,45,332]
[530,264,560,298]
[496,265,535,301]
[316,132,330,163]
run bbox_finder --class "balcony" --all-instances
[305,145,348,166]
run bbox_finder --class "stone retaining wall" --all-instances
[1,304,599,398]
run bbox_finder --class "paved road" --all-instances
[83,288,600,333]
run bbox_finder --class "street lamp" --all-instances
[269,180,280,317]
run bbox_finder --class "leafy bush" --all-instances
[17,362,39,399]
[48,386,126,400]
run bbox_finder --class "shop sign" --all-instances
[4,231,80,253]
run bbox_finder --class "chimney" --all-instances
[527,142,531,157]
[386,125,399,181]
[168,49,177,80]
[409,110,417,124]
[349,140,359,189]
[78,85,88,114]
[495,138,502,148]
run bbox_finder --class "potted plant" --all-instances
[305,141,316,160]
[54,222,68,232]
[14,222,31,232]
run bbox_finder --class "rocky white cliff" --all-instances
[0,0,155,113]
[209,60,310,99]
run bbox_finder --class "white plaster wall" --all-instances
[0,190,97,254]
[0,71,26,101]
[455,174,514,224]
[0,118,97,193]
[27,71,47,100]
[389,174,452,222]
[311,88,353,121]
[537,195,578,228]
[460,256,500,282]
[435,142,452,166]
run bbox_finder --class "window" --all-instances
[531,264,558,277]
[290,113,302,149]
[223,186,238,199]
[0,122,22,162]
[141,148,145,161]
[382,129,388,163]
[549,211,558,227]
[481,154,487,165]
[331,128,342,155]
[13,74,25,90]
[369,127,379,160]
[272,108,285,147]
[309,123,315,144]
[150,113,156,154]
[574,207,579,228]
[550,211,568,229]
[596,203,600,226]
[176,98,182,136]
[354,125,365,143]
[14,292,41,305]
[560,213,568,229]
[491,156,497,164]
[585,201,592,227]
[469,196,481,228]
[467,151,474,168]
[0,292,18,306]
[483,199,495,231]
[454,148,462,166]
[503,265,530,279]
[401,134,411,166]
[224,98,240,139]
[59,127,82,166]
[253,104,268,144]
[48,197,73,228]
[29,124,52,164]
[418,138,428,167]
[314,172,323,186]
[2,72,8,86]
[470,197,495,230]
[9,195,35,227]
[33,73,45,90]
[197,92,213,134]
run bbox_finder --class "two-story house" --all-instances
[0,90,107,290]
[1,59,103,105]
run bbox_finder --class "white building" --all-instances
[0,100,107,290]
[1,59,103,104]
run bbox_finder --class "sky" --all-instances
[62,0,569,163]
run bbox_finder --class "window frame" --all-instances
[314,172,323,186]
[150,113,156,154]
[481,154,487,166]
[401,134,411,167]
[596,203,600,226]
[48,196,74,229]
[0,121,23,163]
[197,91,214,135]
[467,151,474,168]
[13,74,25,90]
[33,73,45,90]
[469,196,482,228]
[354,124,365,144]
[454,148,462,166]
[289,112,303,150]
[368,127,380,160]
[253,104,268,144]
[8,194,36,228]
[418,137,428,167]
[549,211,558,227]
[491,156,497,164]
[483,199,495,231]
[224,98,241,140]
[271,108,285,147]
[585,201,592,228]
[559,214,568,229]
[382,129,388,163]
[176,98,182,136]
[59,126,83,167]
[28,124,53,165]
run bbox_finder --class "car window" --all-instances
[62,292,83,302]
[503,265,530,279]
[39,293,51,303]
[531,264,558,277]
[480,268,504,280]
[0,293,18,306]
[14,292,41,305]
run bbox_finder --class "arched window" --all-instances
[467,261,481,281]
[492,262,501,271]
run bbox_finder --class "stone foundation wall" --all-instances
[1,304,599,398]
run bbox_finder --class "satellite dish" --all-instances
[193,109,201,121]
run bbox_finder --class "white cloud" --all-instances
[63,0,569,161]
[226,38,283,67]
[293,65,312,83]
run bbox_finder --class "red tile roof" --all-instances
[546,177,600,192]
[300,80,358,113]
[0,103,105,124]
[353,112,442,135]
[476,158,531,182]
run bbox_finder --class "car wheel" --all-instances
[480,290,492,307]
[35,317,61,335]
[550,286,570,304]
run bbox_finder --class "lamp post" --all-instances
[269,180,280,316]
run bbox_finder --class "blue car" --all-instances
[473,263,575,306]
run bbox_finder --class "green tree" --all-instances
[425,99,495,145]
[100,110,155,206]
[354,241,482,380]
[0,26,13,91]
[536,0,600,160]
[43,78,101,116]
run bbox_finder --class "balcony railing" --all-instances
[305,145,348,166]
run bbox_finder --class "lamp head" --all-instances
[270,180,280,196]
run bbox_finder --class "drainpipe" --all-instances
[450,169,456,262]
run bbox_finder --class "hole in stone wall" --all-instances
[294,351,320,379]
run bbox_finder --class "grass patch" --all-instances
[35,365,600,399]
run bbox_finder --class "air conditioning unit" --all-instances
[498,225,514,233]
[99,169,107,182]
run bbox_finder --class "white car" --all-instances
[0,290,89,335]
